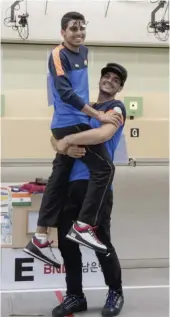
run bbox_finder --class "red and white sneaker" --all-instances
[66,222,107,254]
[23,236,61,268]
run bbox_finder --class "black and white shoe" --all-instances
[52,294,87,317]
[23,236,61,268]
[102,289,124,316]
[66,222,107,254]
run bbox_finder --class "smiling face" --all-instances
[99,72,123,97]
[61,20,86,48]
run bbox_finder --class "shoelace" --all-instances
[48,240,59,261]
[106,290,119,307]
[88,226,103,245]
[62,295,79,308]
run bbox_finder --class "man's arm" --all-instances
[49,50,119,124]
[65,122,120,145]
[54,112,123,154]
[49,50,100,119]
[49,51,85,111]
[50,136,86,158]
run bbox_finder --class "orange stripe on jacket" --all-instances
[52,45,65,76]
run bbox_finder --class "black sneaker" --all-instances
[52,294,87,317]
[102,289,124,316]
[66,222,107,254]
[23,236,61,268]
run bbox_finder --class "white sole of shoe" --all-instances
[66,234,93,249]
[23,248,59,267]
[66,233,107,253]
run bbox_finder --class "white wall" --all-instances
[1,0,169,46]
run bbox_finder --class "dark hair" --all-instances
[61,12,85,30]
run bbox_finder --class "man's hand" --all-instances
[97,111,123,126]
[50,136,86,158]
[50,136,58,152]
[56,138,69,154]
[67,145,86,158]
[50,136,68,154]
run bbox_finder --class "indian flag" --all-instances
[12,192,32,206]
